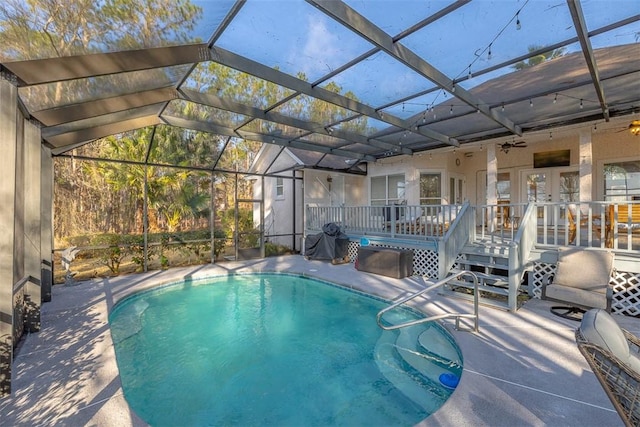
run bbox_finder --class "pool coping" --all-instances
[1,254,637,426]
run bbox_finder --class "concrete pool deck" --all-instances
[1,254,637,426]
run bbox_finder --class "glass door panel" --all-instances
[449,174,464,204]
[527,173,548,225]
[559,171,580,222]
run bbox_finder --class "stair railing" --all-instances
[438,201,473,279]
[507,203,537,311]
[376,270,479,332]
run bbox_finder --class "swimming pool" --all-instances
[109,273,463,426]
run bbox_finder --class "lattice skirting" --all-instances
[348,241,439,278]
[530,262,640,316]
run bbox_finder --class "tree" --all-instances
[0,0,200,61]
[512,45,566,70]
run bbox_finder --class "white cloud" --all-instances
[290,16,347,79]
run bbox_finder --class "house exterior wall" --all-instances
[368,151,461,204]
[253,150,303,252]
[367,121,639,206]
[303,169,367,207]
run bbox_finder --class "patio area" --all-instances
[0,255,637,426]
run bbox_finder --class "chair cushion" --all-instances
[546,285,607,309]
[629,354,640,375]
[554,248,613,291]
[580,309,631,369]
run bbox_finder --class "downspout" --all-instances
[292,170,296,252]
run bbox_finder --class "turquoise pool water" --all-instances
[109,273,463,426]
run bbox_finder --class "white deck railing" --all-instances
[305,201,639,251]
[305,204,463,239]
[535,201,640,251]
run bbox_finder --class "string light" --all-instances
[529,99,533,108]
[549,132,553,140]
[448,3,527,103]
[579,99,583,109]
[553,93,558,103]
[450,105,453,115]
[501,103,505,112]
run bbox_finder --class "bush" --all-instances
[92,234,129,274]
[265,242,293,257]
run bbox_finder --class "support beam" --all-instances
[486,143,498,233]
[178,88,412,155]
[32,87,178,126]
[579,129,593,202]
[307,0,522,137]
[44,114,162,148]
[208,45,458,147]
[0,75,18,397]
[3,44,211,86]
[40,146,53,303]
[24,120,42,332]
[161,115,377,162]
[567,0,609,121]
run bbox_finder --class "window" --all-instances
[419,173,441,205]
[559,171,579,202]
[371,174,405,205]
[275,177,284,198]
[604,161,640,201]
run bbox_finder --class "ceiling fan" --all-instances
[499,141,527,153]
[607,119,640,135]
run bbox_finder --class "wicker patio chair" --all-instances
[575,309,640,427]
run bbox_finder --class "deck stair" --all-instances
[441,238,523,310]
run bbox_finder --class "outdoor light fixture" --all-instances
[630,120,640,136]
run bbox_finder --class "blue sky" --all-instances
[192,0,639,118]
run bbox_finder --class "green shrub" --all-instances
[265,242,293,257]
[92,234,129,274]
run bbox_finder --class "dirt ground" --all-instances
[52,247,213,284]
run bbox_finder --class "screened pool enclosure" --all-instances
[1,0,639,396]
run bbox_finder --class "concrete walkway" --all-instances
[1,255,636,426]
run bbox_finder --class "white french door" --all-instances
[521,168,579,224]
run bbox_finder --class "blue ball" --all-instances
[439,373,460,389]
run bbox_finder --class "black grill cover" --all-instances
[304,223,349,260]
